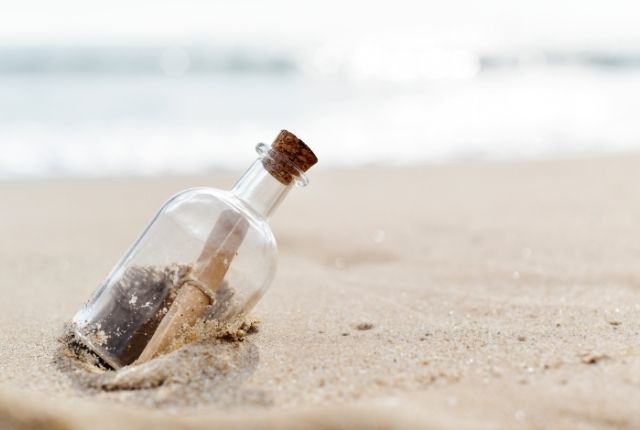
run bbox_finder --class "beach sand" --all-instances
[1,155,639,429]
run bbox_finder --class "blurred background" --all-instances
[1,0,639,179]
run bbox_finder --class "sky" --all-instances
[1,0,639,51]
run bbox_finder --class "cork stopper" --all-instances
[262,130,318,185]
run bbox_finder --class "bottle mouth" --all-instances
[256,142,309,187]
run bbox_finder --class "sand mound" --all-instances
[55,320,262,408]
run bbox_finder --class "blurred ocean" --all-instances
[1,0,640,178]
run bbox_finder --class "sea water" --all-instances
[1,0,640,178]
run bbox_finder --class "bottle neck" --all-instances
[231,159,293,219]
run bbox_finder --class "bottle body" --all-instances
[73,187,277,369]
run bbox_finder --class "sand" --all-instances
[1,155,640,429]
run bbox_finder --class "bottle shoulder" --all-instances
[161,187,277,247]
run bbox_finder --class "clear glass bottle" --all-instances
[72,131,317,369]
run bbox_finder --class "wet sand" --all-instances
[1,155,640,429]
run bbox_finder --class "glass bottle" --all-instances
[72,130,317,369]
